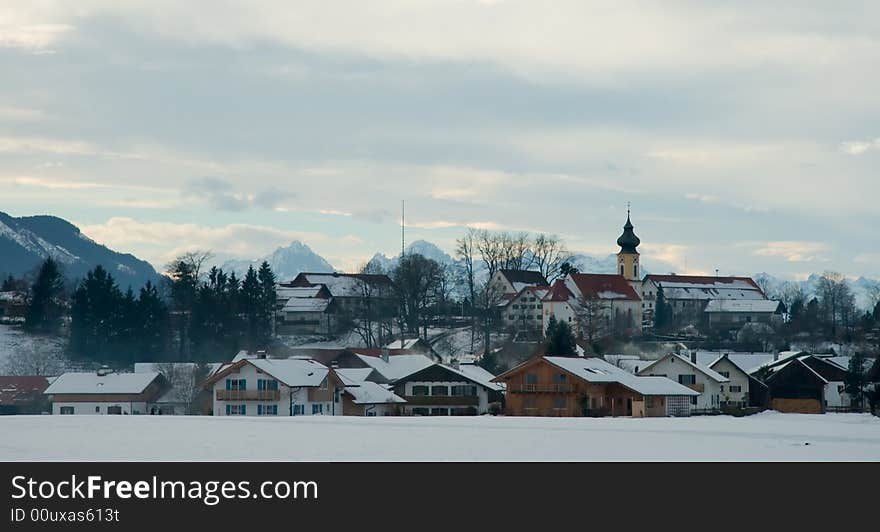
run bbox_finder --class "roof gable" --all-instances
[566,273,641,301]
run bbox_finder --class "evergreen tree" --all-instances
[256,261,276,345]
[240,266,262,349]
[545,320,577,356]
[559,262,579,277]
[135,281,169,361]
[844,353,869,411]
[545,314,559,338]
[69,265,124,360]
[2,274,17,292]
[874,301,880,324]
[654,284,671,331]
[24,258,66,333]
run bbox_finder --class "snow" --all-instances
[245,358,330,387]
[638,354,730,383]
[282,298,331,312]
[1,412,877,461]
[353,353,434,382]
[335,368,375,385]
[704,299,782,313]
[344,381,405,404]
[44,372,161,395]
[694,351,776,374]
[455,363,504,392]
[545,356,699,396]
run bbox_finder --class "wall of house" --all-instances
[824,381,850,408]
[398,379,489,415]
[711,358,750,407]
[502,293,545,332]
[52,400,150,415]
[542,301,576,336]
[341,396,399,416]
[211,364,342,416]
[639,356,723,411]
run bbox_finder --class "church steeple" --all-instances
[617,205,641,281]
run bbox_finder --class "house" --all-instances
[44,368,166,415]
[134,362,223,415]
[275,285,338,335]
[751,352,852,413]
[335,370,406,416]
[285,272,397,319]
[0,376,50,415]
[706,353,769,409]
[488,269,549,300]
[637,352,729,412]
[0,291,27,323]
[340,351,436,382]
[382,338,441,361]
[392,362,504,416]
[494,355,698,417]
[704,299,785,330]
[542,274,643,339]
[204,355,345,416]
[641,274,768,328]
[499,285,551,335]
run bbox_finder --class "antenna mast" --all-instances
[401,200,405,257]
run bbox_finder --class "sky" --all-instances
[1,1,879,279]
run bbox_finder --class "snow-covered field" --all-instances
[1,412,878,461]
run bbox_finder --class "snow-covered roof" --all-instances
[354,353,435,382]
[453,363,505,392]
[293,273,393,297]
[134,362,223,376]
[276,286,324,300]
[335,368,375,386]
[344,382,406,405]
[247,358,330,387]
[565,274,640,301]
[282,298,332,313]
[544,356,698,396]
[704,299,782,313]
[0,291,26,304]
[45,372,161,395]
[694,351,776,375]
[384,338,422,349]
[638,353,730,383]
[766,358,829,384]
[645,275,765,301]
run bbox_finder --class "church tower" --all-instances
[616,208,641,281]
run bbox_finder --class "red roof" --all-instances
[567,274,641,301]
[0,376,50,405]
[543,279,575,302]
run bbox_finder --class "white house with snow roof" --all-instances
[44,369,166,415]
[204,355,345,416]
[637,352,730,411]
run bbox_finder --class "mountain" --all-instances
[0,211,159,290]
[754,272,879,311]
[366,240,456,272]
[221,241,335,282]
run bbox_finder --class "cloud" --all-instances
[0,23,73,51]
[840,138,880,155]
[750,241,830,263]
[182,177,294,211]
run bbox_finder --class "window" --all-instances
[451,385,477,396]
[257,404,278,416]
[225,378,246,391]
[412,408,429,416]
[524,397,536,409]
[525,373,538,385]
[293,404,304,416]
[646,397,655,408]
[729,385,742,393]
[690,396,698,406]
[226,404,246,416]
[553,398,566,409]
[634,265,638,278]
[678,375,696,385]
[107,406,122,415]
[412,385,429,396]
[95,406,101,413]
[312,403,323,415]
[431,408,450,416]
[620,265,624,275]
[257,379,279,391]
[719,371,730,378]
[553,373,567,384]
[431,385,449,396]
[60,406,74,415]
[320,378,328,390]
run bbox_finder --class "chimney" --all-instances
[690,350,696,364]
[96,365,112,377]
[256,350,268,359]
[451,359,460,370]
[381,348,390,363]
[773,352,779,361]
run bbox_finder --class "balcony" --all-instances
[508,383,574,394]
[216,389,281,401]
[403,395,480,406]
[685,383,704,393]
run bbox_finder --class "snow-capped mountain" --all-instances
[754,272,879,310]
[366,240,456,273]
[222,240,335,282]
[0,211,159,290]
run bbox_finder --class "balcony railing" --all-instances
[403,395,480,406]
[216,389,281,401]
[508,383,574,393]
[685,383,705,393]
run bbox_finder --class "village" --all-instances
[2,213,878,422]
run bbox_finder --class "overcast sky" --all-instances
[2,1,878,279]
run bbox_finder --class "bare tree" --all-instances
[817,271,856,336]
[392,254,444,340]
[1,341,67,376]
[532,234,572,283]
[456,229,478,355]
[573,293,610,345]
[152,362,212,415]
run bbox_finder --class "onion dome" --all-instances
[616,212,640,254]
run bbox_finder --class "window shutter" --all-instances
[226,379,231,390]
[241,404,247,415]
[225,404,231,415]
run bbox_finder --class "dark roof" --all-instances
[498,269,549,287]
[0,376,50,405]
[287,272,394,287]
[616,213,641,254]
[567,273,641,301]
